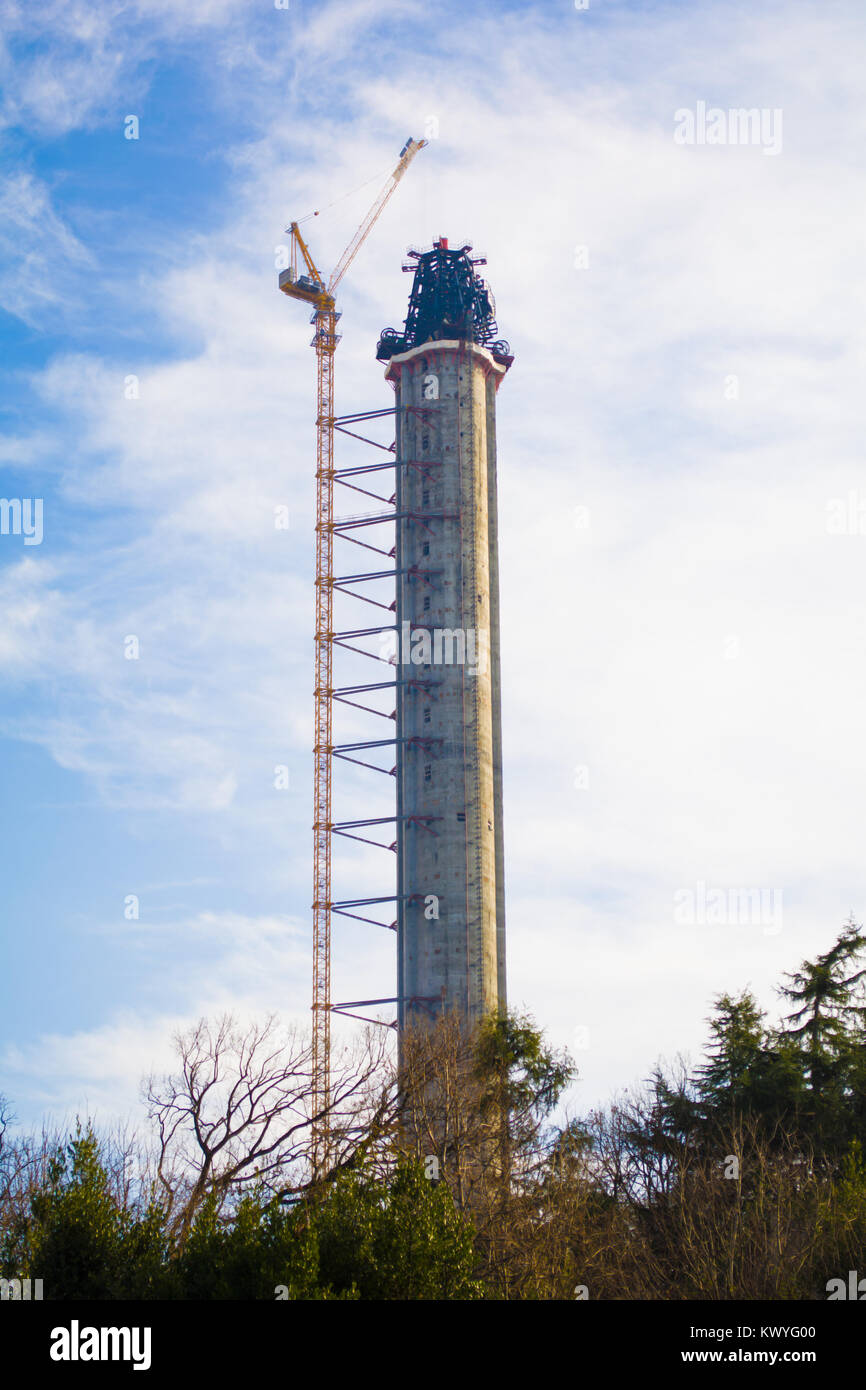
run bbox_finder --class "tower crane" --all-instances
[279,136,426,1175]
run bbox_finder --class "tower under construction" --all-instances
[279,190,512,1161]
[377,238,513,1032]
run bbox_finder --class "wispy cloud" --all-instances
[3,0,866,1123]
[0,172,93,323]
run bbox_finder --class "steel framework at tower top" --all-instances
[376,237,511,363]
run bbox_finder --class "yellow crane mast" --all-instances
[279,137,426,1174]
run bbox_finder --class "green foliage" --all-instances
[2,1129,478,1300]
[4,925,866,1300]
[619,922,866,1171]
[311,1158,482,1300]
[698,990,767,1106]
[174,1191,327,1300]
[773,919,866,1152]
[7,1124,168,1299]
[176,1157,480,1299]
[693,990,806,1136]
[781,920,866,1061]
[474,1011,574,1118]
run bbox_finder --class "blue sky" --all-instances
[2,0,866,1129]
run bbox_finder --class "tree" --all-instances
[310,1157,482,1300]
[780,919,866,1082]
[11,1124,168,1299]
[778,919,866,1155]
[143,1012,393,1247]
[693,991,804,1140]
[396,1009,577,1297]
[6,925,866,1300]
[174,1190,327,1300]
[697,991,766,1110]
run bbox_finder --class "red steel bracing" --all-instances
[320,405,450,1038]
[312,391,450,1149]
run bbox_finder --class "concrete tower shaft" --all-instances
[387,339,510,1030]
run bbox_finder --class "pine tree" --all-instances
[778,918,866,1154]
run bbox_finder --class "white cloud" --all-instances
[0,432,52,465]
[0,909,313,1125]
[0,0,247,135]
[6,0,866,1120]
[0,172,93,323]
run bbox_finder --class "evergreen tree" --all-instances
[778,918,866,1154]
[9,1124,168,1299]
[312,1158,482,1300]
